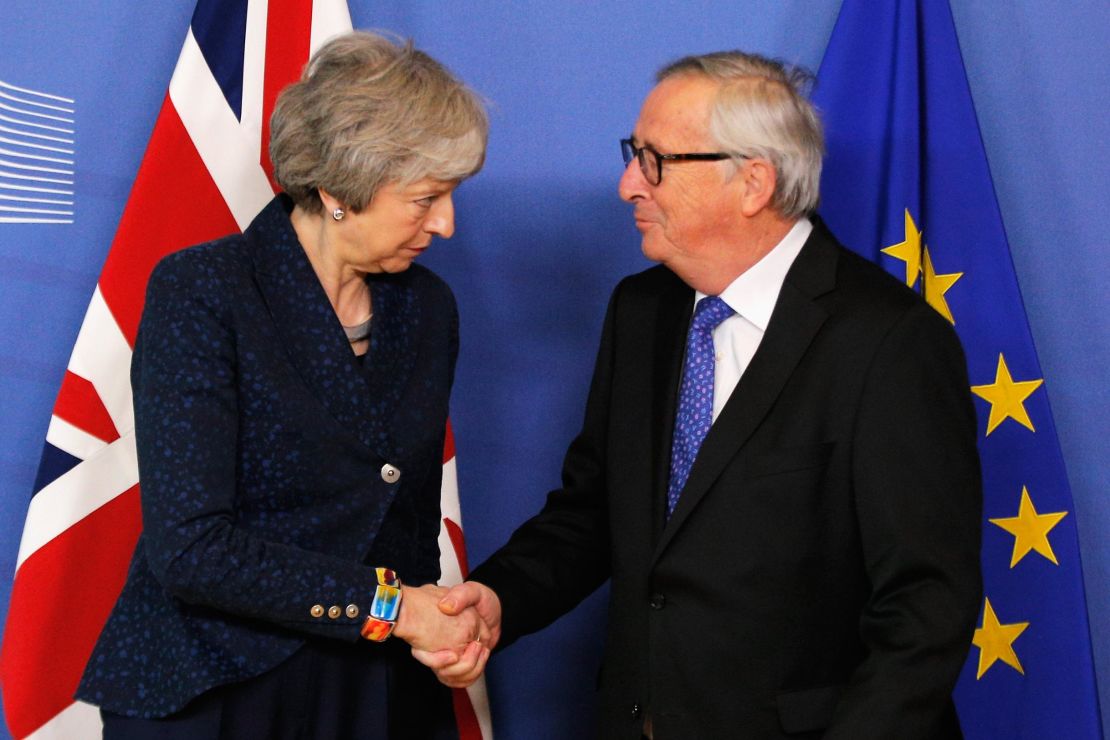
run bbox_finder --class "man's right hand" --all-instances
[411,580,502,688]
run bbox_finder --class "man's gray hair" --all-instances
[270,31,488,213]
[658,51,823,219]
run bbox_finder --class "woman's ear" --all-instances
[317,187,341,213]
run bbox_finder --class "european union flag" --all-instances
[813,0,1102,736]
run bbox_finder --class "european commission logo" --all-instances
[0,79,75,224]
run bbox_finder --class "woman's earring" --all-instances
[332,207,345,221]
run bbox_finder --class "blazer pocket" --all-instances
[775,684,846,734]
[742,441,835,480]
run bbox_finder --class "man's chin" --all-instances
[640,236,667,265]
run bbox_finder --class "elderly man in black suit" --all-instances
[418,51,982,739]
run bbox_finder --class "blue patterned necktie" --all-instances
[667,296,735,517]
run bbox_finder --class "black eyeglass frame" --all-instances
[620,137,741,185]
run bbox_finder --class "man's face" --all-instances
[619,75,745,281]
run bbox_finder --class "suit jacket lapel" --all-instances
[650,277,694,538]
[653,224,839,561]
[248,197,408,461]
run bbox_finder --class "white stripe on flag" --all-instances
[24,701,101,740]
[66,287,134,436]
[440,456,462,522]
[168,30,273,231]
[310,0,354,55]
[16,431,138,569]
[239,0,269,155]
[44,415,108,461]
[467,681,494,740]
[437,458,464,586]
[24,700,101,740]
[438,450,495,739]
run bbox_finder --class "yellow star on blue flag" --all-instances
[989,486,1067,568]
[881,209,923,288]
[972,598,1029,679]
[971,354,1043,435]
[921,247,962,325]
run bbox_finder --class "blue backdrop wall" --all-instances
[2,2,1107,737]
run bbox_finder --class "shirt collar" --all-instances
[696,217,812,332]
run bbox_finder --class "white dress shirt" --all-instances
[693,218,812,422]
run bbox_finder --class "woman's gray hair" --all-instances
[270,30,488,213]
[657,52,824,219]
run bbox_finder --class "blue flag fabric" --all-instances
[813,1,1102,737]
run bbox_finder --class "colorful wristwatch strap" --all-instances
[361,567,402,642]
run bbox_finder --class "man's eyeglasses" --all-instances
[620,138,738,186]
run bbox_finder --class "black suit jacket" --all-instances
[78,197,458,717]
[471,221,982,739]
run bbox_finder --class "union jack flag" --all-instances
[0,1,491,737]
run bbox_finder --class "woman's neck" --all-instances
[290,204,372,325]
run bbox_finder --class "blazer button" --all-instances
[345,604,360,619]
[328,605,342,619]
[381,464,401,483]
[631,703,642,719]
[649,593,666,610]
[310,604,324,618]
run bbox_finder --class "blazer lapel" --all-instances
[653,225,839,560]
[358,270,419,455]
[248,197,405,460]
[650,277,695,538]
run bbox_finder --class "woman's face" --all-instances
[337,177,459,273]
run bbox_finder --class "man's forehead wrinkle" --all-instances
[643,123,710,155]
[637,120,711,154]
[637,82,716,153]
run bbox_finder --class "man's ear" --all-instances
[737,158,777,217]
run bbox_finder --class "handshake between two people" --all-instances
[393,581,502,688]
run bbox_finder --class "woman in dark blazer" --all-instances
[77,31,489,739]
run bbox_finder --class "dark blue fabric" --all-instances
[101,639,456,740]
[78,196,459,718]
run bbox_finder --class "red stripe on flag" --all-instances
[443,517,470,578]
[443,419,456,464]
[451,687,483,740]
[53,370,120,443]
[260,0,313,187]
[0,486,142,738]
[99,96,240,345]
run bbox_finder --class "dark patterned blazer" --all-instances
[77,196,458,717]
[470,220,982,739]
